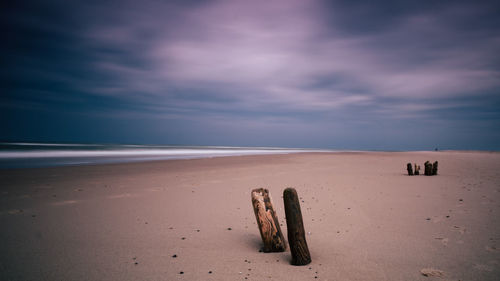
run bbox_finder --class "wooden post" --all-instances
[432,161,438,175]
[407,163,413,176]
[424,161,432,176]
[283,188,311,266]
[251,188,286,252]
[414,164,420,175]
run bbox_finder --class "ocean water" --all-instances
[0,143,327,169]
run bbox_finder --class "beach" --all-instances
[1,151,499,280]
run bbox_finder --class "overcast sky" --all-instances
[2,0,500,150]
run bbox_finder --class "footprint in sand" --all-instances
[108,193,136,199]
[435,237,449,246]
[473,263,494,272]
[147,187,167,192]
[52,200,78,206]
[35,185,54,190]
[5,209,25,215]
[420,268,445,278]
[485,246,499,253]
[452,225,466,234]
[481,199,494,205]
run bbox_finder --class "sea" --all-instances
[0,142,329,169]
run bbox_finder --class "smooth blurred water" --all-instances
[0,143,327,169]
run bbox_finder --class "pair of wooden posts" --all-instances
[251,188,311,266]
[407,161,438,176]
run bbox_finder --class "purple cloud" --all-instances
[80,0,499,116]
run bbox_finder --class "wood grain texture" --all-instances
[283,188,311,266]
[251,188,286,252]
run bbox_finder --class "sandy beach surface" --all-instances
[1,151,499,281]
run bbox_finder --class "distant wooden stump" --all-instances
[251,188,286,252]
[432,161,438,175]
[407,163,413,176]
[414,164,420,175]
[283,188,311,266]
[424,161,432,176]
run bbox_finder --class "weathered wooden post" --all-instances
[283,188,311,266]
[432,161,438,175]
[251,188,286,252]
[414,164,420,175]
[407,163,413,176]
[424,161,432,176]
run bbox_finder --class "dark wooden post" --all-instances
[424,161,432,176]
[407,163,413,176]
[414,164,420,175]
[432,161,438,175]
[251,188,286,252]
[283,188,311,266]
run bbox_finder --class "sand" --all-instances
[0,151,499,280]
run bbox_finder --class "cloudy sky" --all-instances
[2,0,500,150]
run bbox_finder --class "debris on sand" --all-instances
[420,268,445,278]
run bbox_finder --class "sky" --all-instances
[1,0,500,150]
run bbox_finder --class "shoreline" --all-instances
[1,148,498,170]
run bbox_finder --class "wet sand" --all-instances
[0,151,499,280]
